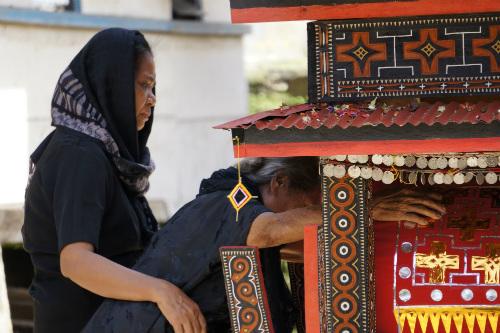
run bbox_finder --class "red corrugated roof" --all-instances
[214,101,500,131]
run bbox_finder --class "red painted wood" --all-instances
[231,0,500,23]
[233,137,500,157]
[304,225,320,333]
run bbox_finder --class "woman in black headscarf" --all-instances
[22,28,205,333]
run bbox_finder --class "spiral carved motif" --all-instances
[220,247,274,333]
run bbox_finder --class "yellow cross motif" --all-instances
[415,241,460,284]
[472,243,500,284]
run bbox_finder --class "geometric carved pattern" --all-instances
[393,187,500,332]
[287,263,306,333]
[319,175,375,332]
[220,247,274,333]
[308,14,500,102]
[395,187,500,308]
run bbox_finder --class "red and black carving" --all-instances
[220,247,274,333]
[319,175,375,332]
[308,14,500,102]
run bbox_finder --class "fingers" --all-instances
[403,203,442,220]
[400,212,432,226]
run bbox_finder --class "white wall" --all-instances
[82,0,173,20]
[201,0,231,22]
[0,24,246,215]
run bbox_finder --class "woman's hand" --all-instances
[60,242,206,333]
[370,188,446,227]
[152,280,207,333]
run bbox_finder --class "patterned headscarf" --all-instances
[33,28,155,196]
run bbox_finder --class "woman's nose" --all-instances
[147,92,156,107]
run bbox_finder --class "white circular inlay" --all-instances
[461,288,474,301]
[399,267,411,279]
[337,190,347,200]
[339,245,349,256]
[340,273,350,284]
[399,289,411,302]
[401,242,413,253]
[338,218,349,228]
[431,289,443,302]
[340,301,350,312]
[486,289,498,302]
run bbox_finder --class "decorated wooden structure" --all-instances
[217,1,499,332]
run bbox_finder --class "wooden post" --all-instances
[318,174,375,332]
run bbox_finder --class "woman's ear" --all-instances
[271,171,289,192]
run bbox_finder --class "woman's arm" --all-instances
[248,189,446,249]
[246,205,321,248]
[60,242,206,333]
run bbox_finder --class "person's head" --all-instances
[241,157,321,212]
[133,34,156,131]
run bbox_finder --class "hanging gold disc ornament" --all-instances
[227,136,257,222]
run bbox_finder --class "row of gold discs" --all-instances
[322,154,500,185]
[327,154,500,169]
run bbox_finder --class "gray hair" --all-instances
[240,157,320,192]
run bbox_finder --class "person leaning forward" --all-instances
[84,157,446,333]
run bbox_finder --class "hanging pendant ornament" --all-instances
[394,155,405,167]
[372,154,383,165]
[372,167,384,181]
[405,156,416,167]
[323,164,335,178]
[348,165,361,178]
[428,157,438,170]
[428,173,436,185]
[228,136,257,222]
[382,171,395,184]
[420,173,427,185]
[416,157,428,169]
[443,173,453,185]
[485,172,498,184]
[360,167,373,179]
[476,172,485,185]
[382,155,394,166]
[434,172,444,184]
[486,156,497,167]
[465,172,475,183]
[347,155,358,163]
[448,157,458,169]
[467,156,478,168]
[457,157,468,169]
[437,157,448,169]
[453,172,465,185]
[408,172,418,185]
[357,155,369,164]
[333,165,346,179]
[478,156,488,169]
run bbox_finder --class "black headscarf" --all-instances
[30,28,158,234]
[32,28,155,196]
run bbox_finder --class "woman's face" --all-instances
[135,52,156,131]
[260,174,320,213]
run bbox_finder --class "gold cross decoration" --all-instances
[472,243,500,284]
[447,207,490,242]
[415,241,460,284]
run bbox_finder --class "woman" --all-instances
[22,28,205,333]
[84,157,323,333]
[83,157,446,332]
